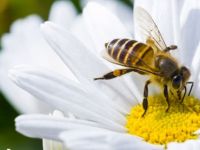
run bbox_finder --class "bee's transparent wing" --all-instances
[135,7,167,50]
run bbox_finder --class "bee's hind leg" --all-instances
[142,80,151,117]
[94,69,133,80]
[164,85,170,112]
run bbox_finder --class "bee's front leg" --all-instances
[180,86,187,103]
[142,80,151,117]
[187,81,194,96]
[164,84,170,112]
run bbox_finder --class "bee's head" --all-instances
[171,66,190,90]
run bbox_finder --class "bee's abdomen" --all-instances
[106,39,154,66]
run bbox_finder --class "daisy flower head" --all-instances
[9,0,200,149]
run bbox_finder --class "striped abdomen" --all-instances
[105,39,154,67]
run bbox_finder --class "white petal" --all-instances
[0,15,54,113]
[81,0,133,35]
[16,114,102,140]
[83,2,142,103]
[193,75,200,98]
[168,140,200,150]
[192,42,200,80]
[83,2,132,52]
[49,1,77,27]
[191,42,200,97]
[180,0,200,65]
[0,1,78,113]
[59,128,163,150]
[70,15,96,51]
[42,111,68,150]
[10,66,126,131]
[41,21,137,113]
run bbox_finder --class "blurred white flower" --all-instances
[0,0,134,115]
[9,0,200,150]
[0,1,77,113]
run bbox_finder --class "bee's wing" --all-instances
[135,7,167,50]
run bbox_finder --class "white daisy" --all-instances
[9,1,200,150]
[0,1,77,113]
[0,0,133,114]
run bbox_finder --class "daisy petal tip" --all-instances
[15,126,21,134]
[84,1,98,9]
[8,66,32,86]
[40,21,55,33]
[40,22,46,30]
[15,125,32,138]
[40,21,62,43]
[14,114,28,123]
[41,21,52,26]
[15,115,21,122]
[83,1,104,14]
[15,118,24,133]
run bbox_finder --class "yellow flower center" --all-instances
[126,95,200,145]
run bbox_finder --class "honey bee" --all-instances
[94,7,194,116]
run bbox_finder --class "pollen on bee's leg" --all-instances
[126,95,200,145]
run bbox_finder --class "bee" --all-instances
[94,7,194,116]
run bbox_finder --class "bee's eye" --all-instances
[173,75,181,83]
[172,75,182,89]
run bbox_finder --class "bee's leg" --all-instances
[164,84,170,112]
[164,45,177,52]
[177,90,181,100]
[187,81,194,96]
[180,86,187,103]
[170,90,177,100]
[142,80,151,117]
[94,69,133,80]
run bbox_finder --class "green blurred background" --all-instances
[0,0,132,149]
